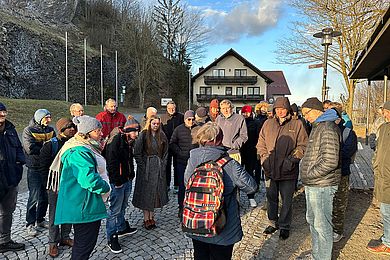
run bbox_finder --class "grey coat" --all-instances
[132,131,169,211]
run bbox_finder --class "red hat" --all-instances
[210,99,219,108]
[241,105,252,114]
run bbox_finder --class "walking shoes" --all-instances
[0,240,25,253]
[263,225,279,234]
[367,243,390,256]
[117,221,137,238]
[108,234,122,254]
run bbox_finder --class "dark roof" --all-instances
[192,48,273,83]
[349,7,390,80]
[262,71,291,99]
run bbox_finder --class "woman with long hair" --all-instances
[132,115,169,230]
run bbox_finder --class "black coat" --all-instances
[339,124,358,176]
[240,117,261,165]
[161,112,184,141]
[39,135,68,176]
[104,127,135,186]
[169,124,198,165]
[0,120,25,187]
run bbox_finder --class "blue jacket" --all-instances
[338,123,358,176]
[184,146,257,246]
[0,120,25,186]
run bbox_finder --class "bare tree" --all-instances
[276,0,389,115]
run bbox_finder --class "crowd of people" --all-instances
[0,95,389,259]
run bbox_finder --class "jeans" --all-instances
[26,169,48,226]
[381,203,390,247]
[192,239,234,260]
[48,190,71,245]
[72,220,100,260]
[176,163,186,209]
[106,181,132,239]
[266,179,296,230]
[305,185,337,260]
[0,186,18,244]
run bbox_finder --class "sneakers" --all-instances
[333,232,344,243]
[263,225,279,234]
[108,234,122,254]
[27,225,39,237]
[367,243,390,255]
[117,221,137,238]
[249,199,257,208]
[0,240,25,253]
[36,220,49,229]
[279,229,290,240]
[173,186,179,194]
[48,244,59,257]
[59,239,74,247]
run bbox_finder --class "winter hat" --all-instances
[184,110,195,120]
[210,99,219,108]
[56,118,72,133]
[0,102,6,111]
[301,97,324,112]
[241,105,252,114]
[290,103,298,113]
[196,107,207,118]
[123,115,140,132]
[34,109,51,124]
[273,97,291,110]
[383,101,390,111]
[73,115,102,134]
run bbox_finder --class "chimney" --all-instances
[199,67,204,73]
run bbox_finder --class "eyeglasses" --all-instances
[186,118,194,121]
[302,109,312,117]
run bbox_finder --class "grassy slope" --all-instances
[0,97,103,132]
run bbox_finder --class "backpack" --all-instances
[342,127,358,164]
[181,156,231,237]
[50,137,59,158]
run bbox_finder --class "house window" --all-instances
[225,87,232,95]
[234,69,247,76]
[213,69,225,77]
[247,87,260,95]
[236,87,243,96]
[200,87,212,95]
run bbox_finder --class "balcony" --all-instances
[196,94,264,102]
[204,76,258,85]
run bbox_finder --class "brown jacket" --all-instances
[256,115,308,180]
[373,122,390,204]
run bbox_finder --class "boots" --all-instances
[48,244,59,257]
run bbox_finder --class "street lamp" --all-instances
[313,27,341,101]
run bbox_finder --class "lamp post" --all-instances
[313,27,341,101]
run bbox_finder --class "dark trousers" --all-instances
[166,152,178,187]
[0,186,17,244]
[48,190,71,245]
[242,156,256,199]
[71,220,100,260]
[266,179,296,230]
[26,169,48,226]
[192,239,234,260]
[176,163,186,209]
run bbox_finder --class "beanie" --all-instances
[34,109,51,124]
[301,97,324,112]
[123,115,140,132]
[273,97,291,110]
[383,101,390,111]
[241,105,252,114]
[184,110,195,120]
[210,99,219,108]
[56,118,72,133]
[73,115,102,134]
[0,102,6,111]
[290,103,298,113]
[196,107,207,118]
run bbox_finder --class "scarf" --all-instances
[47,134,103,192]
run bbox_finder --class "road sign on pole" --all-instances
[308,63,323,69]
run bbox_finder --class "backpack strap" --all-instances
[50,137,59,158]
[215,156,232,168]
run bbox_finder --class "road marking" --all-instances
[358,142,364,150]
[354,162,368,186]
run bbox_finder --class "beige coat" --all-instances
[373,122,390,204]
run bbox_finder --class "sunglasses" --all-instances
[186,118,195,121]
[61,123,76,132]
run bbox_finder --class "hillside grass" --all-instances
[0,97,103,132]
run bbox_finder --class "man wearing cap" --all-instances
[209,99,220,122]
[194,107,210,127]
[39,118,76,257]
[257,97,308,240]
[300,97,341,260]
[0,103,26,253]
[22,108,55,236]
[216,99,247,163]
[161,101,184,192]
[240,105,261,208]
[170,110,198,218]
[96,98,127,139]
[367,101,390,255]
[104,115,139,254]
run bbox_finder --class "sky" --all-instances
[183,0,346,105]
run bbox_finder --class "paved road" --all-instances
[1,143,375,259]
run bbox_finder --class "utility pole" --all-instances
[84,38,87,106]
[100,44,103,108]
[65,31,68,102]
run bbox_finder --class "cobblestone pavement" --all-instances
[1,143,375,260]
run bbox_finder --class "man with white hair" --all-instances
[96,98,126,139]
[69,103,84,117]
